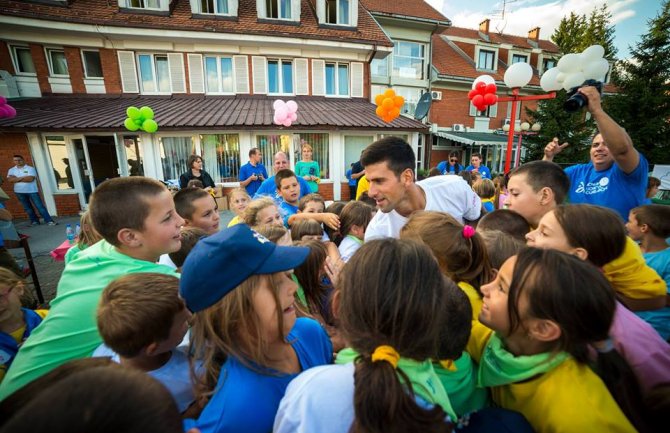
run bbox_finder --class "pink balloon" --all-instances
[273,99,285,110]
[0,96,6,105]
[289,112,297,122]
[273,114,283,125]
[0,106,8,118]
[286,100,298,113]
[275,107,288,120]
[282,119,292,127]
[5,105,16,118]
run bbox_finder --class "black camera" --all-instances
[564,79,603,112]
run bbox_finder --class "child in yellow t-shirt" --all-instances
[227,188,250,228]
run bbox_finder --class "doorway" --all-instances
[69,135,120,207]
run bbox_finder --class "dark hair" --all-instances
[249,147,259,158]
[298,193,325,212]
[89,177,167,246]
[508,248,650,433]
[553,205,626,267]
[338,239,453,433]
[169,227,207,268]
[631,204,670,238]
[274,169,297,190]
[428,167,441,177]
[292,240,333,325]
[361,137,415,178]
[340,200,374,238]
[187,179,204,189]
[471,152,482,159]
[459,170,473,186]
[0,365,184,433]
[97,273,184,357]
[290,219,323,241]
[174,187,211,220]
[12,154,23,159]
[478,230,526,270]
[510,161,570,204]
[357,192,376,207]
[438,281,472,361]
[187,154,202,170]
[478,209,530,243]
[324,201,346,244]
[253,224,289,244]
[647,176,661,189]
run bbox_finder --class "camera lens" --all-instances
[564,93,587,112]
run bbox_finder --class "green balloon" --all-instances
[139,106,154,120]
[142,119,158,133]
[124,117,139,131]
[126,106,141,120]
[134,118,143,126]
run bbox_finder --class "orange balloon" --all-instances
[389,107,401,118]
[382,98,394,110]
[375,106,385,117]
[384,89,396,98]
[386,115,395,123]
[393,96,405,107]
[374,94,385,106]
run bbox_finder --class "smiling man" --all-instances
[362,137,481,241]
[253,151,311,199]
[543,85,648,220]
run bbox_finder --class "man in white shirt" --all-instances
[7,154,56,226]
[363,138,481,241]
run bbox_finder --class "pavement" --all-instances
[9,210,236,306]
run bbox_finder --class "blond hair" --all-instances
[241,197,277,226]
[77,211,102,250]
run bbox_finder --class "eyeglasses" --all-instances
[450,159,458,163]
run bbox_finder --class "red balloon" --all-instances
[467,89,477,100]
[485,83,497,94]
[472,94,484,106]
[484,93,496,105]
[476,104,487,112]
[475,81,486,91]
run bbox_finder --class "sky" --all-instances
[426,0,664,58]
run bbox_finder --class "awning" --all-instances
[0,95,429,133]
[434,131,510,146]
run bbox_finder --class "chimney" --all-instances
[479,19,490,34]
[528,27,540,41]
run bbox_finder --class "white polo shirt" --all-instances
[7,164,38,194]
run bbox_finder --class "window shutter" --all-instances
[316,0,325,23]
[290,0,301,22]
[233,55,249,94]
[351,0,358,27]
[489,103,498,118]
[350,62,363,97]
[187,0,197,13]
[252,56,267,94]
[117,51,138,93]
[469,102,477,117]
[188,53,204,94]
[295,58,309,95]
[256,0,266,18]
[167,53,186,93]
[229,0,238,16]
[312,59,325,96]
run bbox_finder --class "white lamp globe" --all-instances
[503,124,510,132]
[520,122,530,131]
[504,62,533,89]
[531,123,541,132]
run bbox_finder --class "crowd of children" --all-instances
[0,138,668,433]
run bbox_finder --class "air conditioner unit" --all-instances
[431,90,442,101]
[453,124,465,132]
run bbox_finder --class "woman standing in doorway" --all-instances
[179,155,215,190]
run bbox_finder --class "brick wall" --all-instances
[339,182,352,201]
[64,47,86,94]
[29,43,51,95]
[54,194,82,216]
[0,41,15,74]
[317,182,333,201]
[99,48,121,94]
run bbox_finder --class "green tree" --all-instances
[552,12,586,55]
[604,0,670,164]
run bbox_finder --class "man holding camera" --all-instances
[543,85,648,220]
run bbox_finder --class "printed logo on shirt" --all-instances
[575,177,610,195]
[252,231,270,244]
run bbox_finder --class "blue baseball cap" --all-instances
[179,224,309,312]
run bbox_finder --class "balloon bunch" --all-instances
[540,45,610,92]
[467,75,498,112]
[0,96,16,119]
[273,100,298,127]
[374,89,404,123]
[124,106,158,133]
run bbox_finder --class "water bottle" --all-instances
[66,224,75,245]
[75,223,81,239]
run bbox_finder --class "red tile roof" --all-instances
[443,26,559,53]
[0,95,428,131]
[0,0,393,47]
[360,0,449,24]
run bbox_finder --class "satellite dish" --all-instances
[414,92,433,120]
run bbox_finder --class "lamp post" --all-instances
[503,122,541,169]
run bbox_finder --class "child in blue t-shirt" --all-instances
[473,179,496,213]
[276,170,340,231]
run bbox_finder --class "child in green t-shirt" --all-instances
[295,143,320,193]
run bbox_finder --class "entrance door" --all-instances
[69,135,120,207]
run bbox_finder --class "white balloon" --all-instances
[581,45,605,63]
[472,74,495,89]
[540,67,562,92]
[583,58,610,81]
[556,72,566,83]
[504,62,533,89]
[557,53,581,73]
[562,72,586,91]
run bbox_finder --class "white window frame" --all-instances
[541,58,557,75]
[199,0,232,15]
[123,0,166,11]
[203,55,236,94]
[267,59,294,96]
[81,49,104,79]
[265,0,292,20]
[325,0,352,26]
[475,46,497,72]
[392,40,426,80]
[45,47,69,77]
[324,62,349,97]
[136,53,171,94]
[9,44,36,76]
[511,53,528,64]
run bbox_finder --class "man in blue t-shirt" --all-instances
[465,152,491,179]
[239,148,268,196]
[543,85,647,221]
[254,151,310,200]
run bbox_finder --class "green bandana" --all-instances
[336,348,457,420]
[477,333,569,387]
[346,235,363,245]
[291,274,307,307]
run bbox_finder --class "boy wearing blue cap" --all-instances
[181,224,332,433]
[0,177,183,400]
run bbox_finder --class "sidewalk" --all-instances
[9,210,235,305]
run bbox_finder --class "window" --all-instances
[200,0,229,14]
[297,134,329,178]
[205,56,234,93]
[127,0,163,9]
[392,41,425,79]
[82,50,103,78]
[10,46,35,74]
[46,136,74,191]
[370,57,388,76]
[325,63,348,96]
[511,54,528,64]
[158,136,196,182]
[138,54,170,93]
[478,49,495,70]
[393,87,422,116]
[200,134,240,183]
[46,48,68,76]
[543,58,556,72]
[267,59,293,94]
[326,0,350,25]
[266,0,291,19]
[123,136,145,176]
[256,134,293,176]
